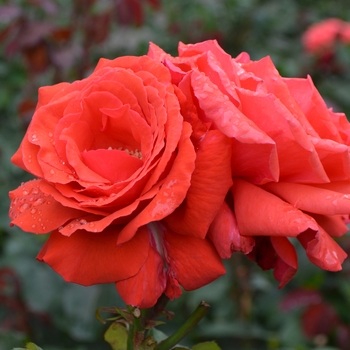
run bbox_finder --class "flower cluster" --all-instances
[9,40,350,308]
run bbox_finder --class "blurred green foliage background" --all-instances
[2,0,350,349]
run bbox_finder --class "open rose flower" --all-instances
[148,40,349,288]
[9,55,232,308]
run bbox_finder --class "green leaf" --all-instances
[151,328,168,343]
[12,343,44,350]
[26,343,43,350]
[192,342,221,350]
[104,322,128,350]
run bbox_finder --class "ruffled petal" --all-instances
[190,70,279,184]
[117,121,196,244]
[236,88,329,183]
[298,228,347,271]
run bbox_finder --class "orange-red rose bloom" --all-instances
[9,55,231,307]
[148,40,349,288]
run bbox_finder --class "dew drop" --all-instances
[19,203,30,213]
[32,224,37,229]
[33,198,44,206]
[79,219,87,225]
[32,187,39,194]
[50,169,55,175]
[22,190,29,196]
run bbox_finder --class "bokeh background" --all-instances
[2,1,350,349]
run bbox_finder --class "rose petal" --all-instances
[311,136,350,181]
[241,56,319,138]
[298,227,347,271]
[37,225,150,285]
[236,88,329,183]
[164,229,226,291]
[190,69,279,184]
[262,182,350,216]
[9,179,83,234]
[310,213,348,238]
[81,149,143,183]
[165,129,232,239]
[208,201,255,258]
[118,121,195,243]
[232,179,319,237]
[270,236,298,288]
[283,76,344,143]
[116,245,166,308]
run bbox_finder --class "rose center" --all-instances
[108,146,142,160]
[81,148,143,183]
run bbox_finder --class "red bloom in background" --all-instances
[340,22,350,44]
[302,18,343,55]
[148,40,349,288]
[302,18,350,55]
[9,55,230,308]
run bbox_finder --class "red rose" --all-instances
[9,55,231,307]
[302,18,344,55]
[148,40,349,287]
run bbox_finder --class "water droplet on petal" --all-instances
[19,203,30,213]
[50,169,55,175]
[33,198,44,206]
[32,224,36,229]
[32,187,39,194]
[79,219,87,225]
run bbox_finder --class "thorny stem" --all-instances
[155,301,210,350]
[127,306,143,350]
